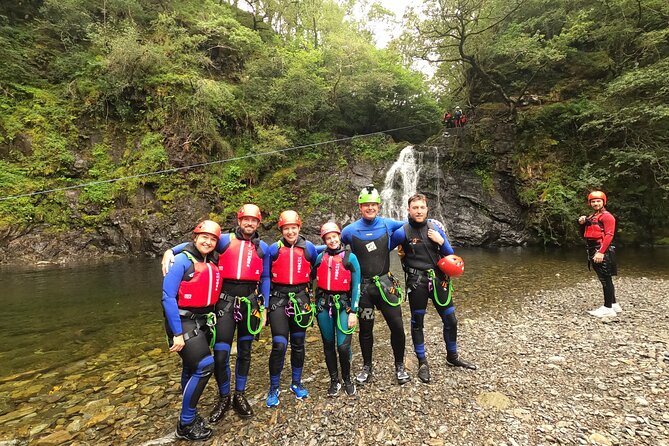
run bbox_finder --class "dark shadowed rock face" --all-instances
[416,143,530,246]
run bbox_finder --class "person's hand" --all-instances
[427,228,445,246]
[578,216,586,224]
[169,335,185,352]
[348,313,358,329]
[593,252,605,263]
[161,250,175,276]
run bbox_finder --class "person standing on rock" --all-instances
[578,191,620,318]
[264,210,318,407]
[312,222,361,397]
[341,185,410,385]
[391,194,476,383]
[161,220,221,441]
[162,204,270,423]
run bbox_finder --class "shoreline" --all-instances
[1,277,667,445]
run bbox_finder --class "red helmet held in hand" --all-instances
[437,255,465,277]
[193,220,221,240]
[587,190,607,205]
[237,204,262,222]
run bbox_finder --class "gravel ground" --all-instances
[1,277,667,445]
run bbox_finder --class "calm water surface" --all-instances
[1,247,667,378]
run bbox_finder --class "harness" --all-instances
[219,291,266,336]
[365,273,403,307]
[270,289,315,328]
[316,290,357,335]
[178,309,217,348]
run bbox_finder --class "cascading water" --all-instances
[380,145,422,221]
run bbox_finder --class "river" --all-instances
[0,247,667,442]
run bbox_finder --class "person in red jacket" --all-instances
[578,191,620,317]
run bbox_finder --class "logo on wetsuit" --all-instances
[365,241,377,252]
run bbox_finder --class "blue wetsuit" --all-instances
[340,216,406,368]
[171,228,269,398]
[264,236,318,390]
[391,219,465,364]
[312,247,361,382]
[162,244,216,426]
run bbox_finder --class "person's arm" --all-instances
[259,241,271,299]
[306,241,319,267]
[432,225,455,256]
[314,244,327,254]
[162,254,190,349]
[347,253,361,329]
[389,225,406,251]
[161,242,189,276]
[598,213,616,253]
[311,252,323,282]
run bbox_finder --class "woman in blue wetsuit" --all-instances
[313,222,361,397]
[264,210,318,408]
[161,220,222,441]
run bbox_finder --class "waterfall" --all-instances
[380,145,423,221]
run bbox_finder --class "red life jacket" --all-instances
[583,211,610,240]
[218,234,263,281]
[316,250,352,292]
[178,252,222,308]
[271,240,311,285]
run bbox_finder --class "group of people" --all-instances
[160,187,475,441]
[442,106,467,128]
[161,186,617,441]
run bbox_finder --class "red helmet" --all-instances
[237,204,262,222]
[437,254,464,277]
[277,210,302,228]
[320,222,341,239]
[193,220,221,240]
[587,190,607,205]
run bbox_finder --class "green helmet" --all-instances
[358,185,381,204]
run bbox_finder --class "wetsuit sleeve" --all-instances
[311,253,323,281]
[161,254,190,336]
[389,225,406,251]
[217,234,231,253]
[598,213,616,253]
[170,242,189,255]
[259,240,271,299]
[436,226,455,256]
[340,225,352,246]
[387,218,406,232]
[348,253,361,312]
[264,242,279,291]
[306,241,319,267]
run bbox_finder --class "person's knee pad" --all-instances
[441,310,457,330]
[337,343,351,357]
[290,333,305,353]
[411,310,425,330]
[201,360,214,378]
[271,336,288,354]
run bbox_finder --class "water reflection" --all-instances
[0,247,666,377]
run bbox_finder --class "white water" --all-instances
[380,145,422,221]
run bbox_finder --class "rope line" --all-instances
[0,122,437,202]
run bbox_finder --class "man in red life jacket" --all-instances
[578,191,620,317]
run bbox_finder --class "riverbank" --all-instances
[1,277,667,445]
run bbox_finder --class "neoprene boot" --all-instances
[208,393,231,423]
[446,354,477,370]
[418,361,430,383]
[232,391,253,418]
[176,418,213,441]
